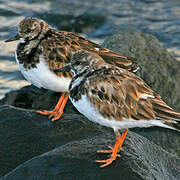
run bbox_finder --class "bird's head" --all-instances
[5,17,51,43]
[54,50,105,76]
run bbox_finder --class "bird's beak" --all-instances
[5,34,21,42]
[54,65,72,73]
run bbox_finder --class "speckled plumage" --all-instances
[8,17,140,86]
[60,50,180,130]
[54,50,180,167]
[5,17,140,121]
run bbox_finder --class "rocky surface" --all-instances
[0,105,180,180]
[0,30,180,179]
[0,85,77,114]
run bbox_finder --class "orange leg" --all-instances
[51,93,69,121]
[37,92,69,121]
[96,129,128,168]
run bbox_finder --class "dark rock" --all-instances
[0,105,180,179]
[0,85,78,114]
[0,105,99,177]
[102,30,180,111]
[0,105,179,180]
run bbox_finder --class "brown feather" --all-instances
[42,30,139,74]
[82,62,180,122]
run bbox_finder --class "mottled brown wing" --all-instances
[69,32,139,72]
[86,70,180,121]
[150,95,180,121]
[40,30,76,79]
[41,30,139,76]
[53,31,139,72]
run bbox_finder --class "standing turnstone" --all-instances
[5,17,139,121]
[55,50,180,168]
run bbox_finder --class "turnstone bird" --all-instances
[5,17,139,121]
[55,50,180,168]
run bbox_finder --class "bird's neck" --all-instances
[18,28,50,55]
[69,68,89,90]
[16,37,42,69]
[20,39,40,54]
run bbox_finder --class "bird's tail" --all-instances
[164,121,180,131]
[151,97,180,131]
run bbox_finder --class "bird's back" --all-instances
[70,64,180,129]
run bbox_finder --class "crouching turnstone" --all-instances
[55,50,180,167]
[5,17,139,121]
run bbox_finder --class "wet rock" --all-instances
[0,105,179,180]
[0,105,99,177]
[0,105,180,179]
[0,85,78,114]
[103,30,180,111]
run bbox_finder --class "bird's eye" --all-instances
[27,29,32,33]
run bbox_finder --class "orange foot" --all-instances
[37,92,69,121]
[96,129,128,168]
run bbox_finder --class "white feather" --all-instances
[20,38,26,43]
[70,94,176,131]
[140,94,154,99]
[71,76,84,89]
[95,48,99,51]
[15,54,71,92]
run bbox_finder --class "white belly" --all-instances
[15,54,71,92]
[70,95,174,131]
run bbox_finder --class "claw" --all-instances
[37,93,69,121]
[96,157,116,168]
[96,129,128,168]
[95,159,109,163]
[37,110,54,115]
[100,160,114,168]
[51,111,63,121]
[97,146,113,153]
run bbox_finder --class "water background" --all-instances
[0,0,180,99]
